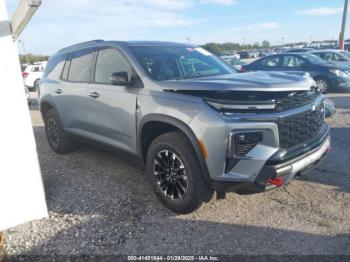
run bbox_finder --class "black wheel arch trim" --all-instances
[138,114,212,185]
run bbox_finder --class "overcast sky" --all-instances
[4,0,349,55]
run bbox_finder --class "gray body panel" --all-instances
[39,40,328,186]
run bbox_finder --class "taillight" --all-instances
[239,66,247,73]
[22,72,29,78]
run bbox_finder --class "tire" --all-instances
[44,109,75,154]
[32,79,40,92]
[146,131,214,214]
[315,77,330,93]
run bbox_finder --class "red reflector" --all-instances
[239,67,247,73]
[268,177,284,187]
[22,72,29,78]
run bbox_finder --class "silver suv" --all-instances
[39,40,331,213]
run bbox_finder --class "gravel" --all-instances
[3,93,350,257]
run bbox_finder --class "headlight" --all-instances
[329,69,350,77]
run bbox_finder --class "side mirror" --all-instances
[110,71,135,86]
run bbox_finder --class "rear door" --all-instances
[257,55,281,71]
[86,46,140,153]
[279,55,310,72]
[54,48,95,133]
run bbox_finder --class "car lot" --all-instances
[3,92,350,257]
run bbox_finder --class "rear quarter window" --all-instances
[68,49,95,82]
[43,55,67,80]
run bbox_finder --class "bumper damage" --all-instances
[211,134,331,194]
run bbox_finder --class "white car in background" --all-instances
[22,61,47,91]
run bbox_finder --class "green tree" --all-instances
[19,53,49,64]
[262,40,270,49]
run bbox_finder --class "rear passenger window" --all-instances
[44,55,66,79]
[94,47,133,84]
[68,49,94,82]
[260,56,280,67]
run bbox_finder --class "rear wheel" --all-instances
[315,77,330,93]
[44,109,75,154]
[32,79,40,92]
[146,131,214,214]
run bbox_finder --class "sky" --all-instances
[4,0,350,55]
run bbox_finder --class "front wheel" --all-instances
[315,77,330,93]
[146,131,214,214]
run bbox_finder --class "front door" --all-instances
[87,47,140,154]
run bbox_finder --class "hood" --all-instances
[160,71,312,92]
[323,61,350,70]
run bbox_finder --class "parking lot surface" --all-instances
[3,93,350,257]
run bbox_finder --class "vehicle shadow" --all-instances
[299,127,350,194]
[7,214,350,258]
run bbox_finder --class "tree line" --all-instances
[19,54,49,64]
[201,40,270,54]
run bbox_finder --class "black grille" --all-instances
[275,91,319,112]
[278,106,325,150]
[235,143,256,156]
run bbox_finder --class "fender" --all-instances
[138,114,212,184]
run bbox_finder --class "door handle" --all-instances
[55,89,63,94]
[89,91,100,98]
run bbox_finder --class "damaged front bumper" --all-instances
[211,129,331,194]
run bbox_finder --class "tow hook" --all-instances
[267,177,284,187]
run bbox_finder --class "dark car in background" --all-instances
[310,50,350,66]
[238,51,250,59]
[284,48,315,53]
[241,53,350,93]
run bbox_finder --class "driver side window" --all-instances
[94,47,133,84]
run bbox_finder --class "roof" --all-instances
[56,40,195,55]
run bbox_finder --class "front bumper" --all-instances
[211,132,331,193]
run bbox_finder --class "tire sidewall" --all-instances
[146,132,212,213]
[147,142,198,210]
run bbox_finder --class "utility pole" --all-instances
[18,39,29,64]
[339,0,349,50]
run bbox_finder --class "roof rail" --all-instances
[58,39,105,53]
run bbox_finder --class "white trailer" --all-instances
[0,0,47,232]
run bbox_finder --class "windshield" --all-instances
[130,46,235,81]
[340,51,350,59]
[300,53,328,65]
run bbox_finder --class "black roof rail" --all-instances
[58,39,105,53]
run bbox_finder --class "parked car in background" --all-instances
[310,50,350,66]
[22,61,47,91]
[25,86,31,105]
[39,40,330,213]
[221,57,246,71]
[238,51,250,59]
[241,53,350,93]
[284,48,315,53]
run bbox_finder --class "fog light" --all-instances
[228,131,263,158]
